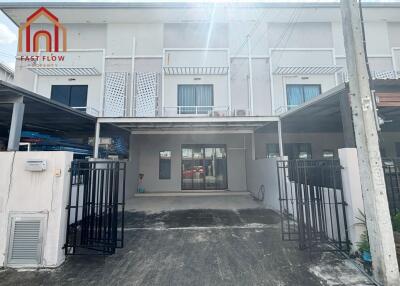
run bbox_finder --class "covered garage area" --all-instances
[0,80,128,157]
[277,79,400,159]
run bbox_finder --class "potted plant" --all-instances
[356,210,372,274]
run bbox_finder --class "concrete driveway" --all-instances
[0,195,373,286]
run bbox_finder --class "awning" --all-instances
[0,80,96,136]
[273,66,342,75]
[279,79,400,133]
[163,66,229,75]
[27,67,100,76]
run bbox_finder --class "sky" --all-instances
[0,0,398,70]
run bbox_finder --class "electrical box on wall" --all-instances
[25,159,47,172]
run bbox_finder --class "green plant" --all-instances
[357,230,370,253]
[356,210,370,253]
[392,212,400,232]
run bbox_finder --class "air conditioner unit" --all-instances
[234,109,247,116]
[209,111,225,117]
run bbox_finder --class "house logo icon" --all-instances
[18,7,67,53]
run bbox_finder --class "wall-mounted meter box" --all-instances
[25,159,47,172]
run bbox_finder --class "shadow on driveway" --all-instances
[0,209,372,286]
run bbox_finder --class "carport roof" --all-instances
[0,80,96,136]
[279,79,400,133]
[98,116,279,133]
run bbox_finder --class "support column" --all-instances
[94,121,100,159]
[341,1,400,284]
[7,102,25,151]
[338,148,365,252]
[278,119,284,157]
[251,131,255,160]
[247,35,254,116]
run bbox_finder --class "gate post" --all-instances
[338,148,365,252]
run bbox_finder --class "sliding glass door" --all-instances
[181,144,227,190]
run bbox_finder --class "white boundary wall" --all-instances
[246,157,280,210]
[338,148,366,252]
[0,151,73,268]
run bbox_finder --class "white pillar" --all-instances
[129,37,136,117]
[94,121,100,159]
[7,102,25,151]
[338,148,365,252]
[251,131,255,160]
[247,35,254,116]
[278,119,284,157]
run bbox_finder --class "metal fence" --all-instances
[382,158,400,216]
[65,160,126,255]
[277,159,350,254]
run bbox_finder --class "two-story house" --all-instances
[2,1,400,193]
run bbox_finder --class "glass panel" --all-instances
[192,158,205,189]
[192,146,203,159]
[266,143,279,158]
[286,85,304,108]
[182,160,193,189]
[204,148,215,189]
[303,85,321,102]
[70,85,88,107]
[51,85,70,106]
[215,147,227,189]
[178,85,196,114]
[322,150,334,159]
[196,85,213,114]
[181,145,227,190]
[159,151,172,179]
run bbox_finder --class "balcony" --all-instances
[131,106,250,118]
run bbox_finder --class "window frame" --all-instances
[50,85,88,109]
[286,84,322,108]
[159,150,172,180]
[177,84,214,114]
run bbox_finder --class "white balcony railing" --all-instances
[130,106,251,117]
[163,106,229,117]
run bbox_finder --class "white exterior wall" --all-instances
[0,151,73,268]
[130,133,248,193]
[8,5,400,117]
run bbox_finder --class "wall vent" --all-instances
[7,215,45,266]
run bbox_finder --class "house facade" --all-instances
[2,1,400,192]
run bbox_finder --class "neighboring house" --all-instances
[1,1,400,192]
[0,62,14,82]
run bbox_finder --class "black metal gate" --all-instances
[277,159,350,254]
[382,158,400,216]
[65,160,126,255]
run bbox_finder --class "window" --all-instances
[322,150,334,159]
[284,143,312,160]
[51,85,88,110]
[177,84,213,114]
[286,84,321,109]
[266,143,279,158]
[181,144,227,190]
[159,151,172,179]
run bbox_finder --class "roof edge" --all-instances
[0,1,375,10]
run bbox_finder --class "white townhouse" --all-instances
[2,1,400,192]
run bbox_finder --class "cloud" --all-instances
[0,24,17,44]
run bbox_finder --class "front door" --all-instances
[181,144,227,190]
